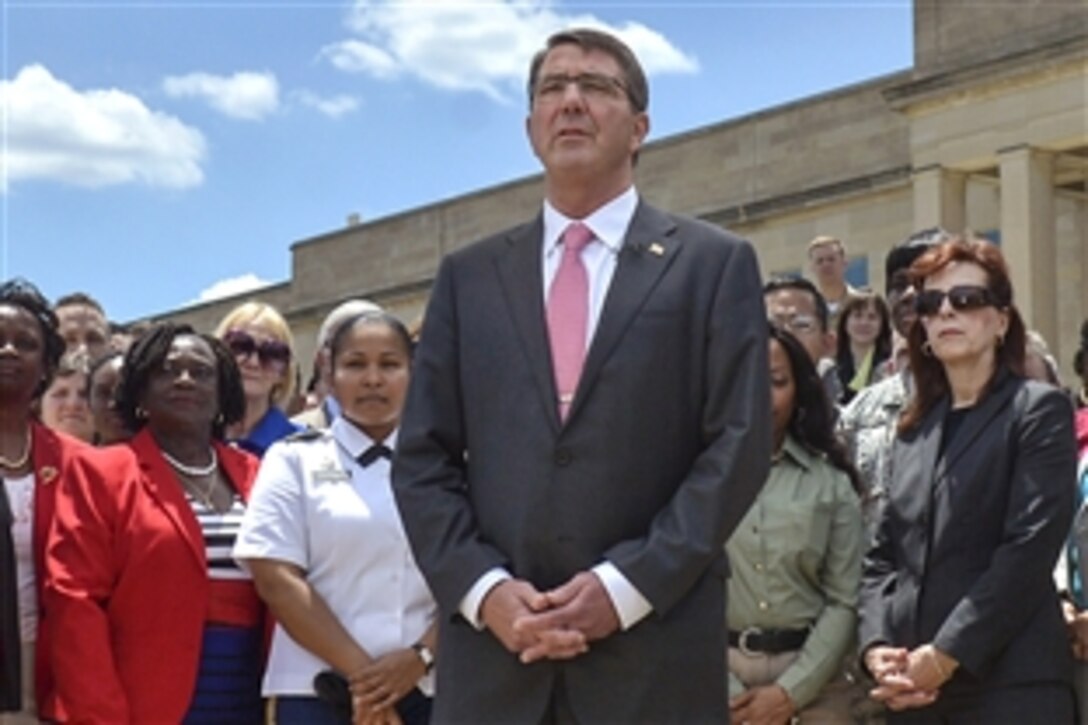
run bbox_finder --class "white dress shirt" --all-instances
[234,418,436,696]
[459,185,653,632]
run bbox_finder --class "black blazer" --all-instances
[858,371,1076,697]
[394,201,771,723]
[1,480,19,712]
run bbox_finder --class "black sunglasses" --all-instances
[914,285,998,317]
[223,329,291,367]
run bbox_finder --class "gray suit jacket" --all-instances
[393,201,771,723]
[859,372,1076,701]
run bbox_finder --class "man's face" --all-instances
[764,288,832,366]
[527,43,648,191]
[808,245,847,288]
[886,270,917,339]
[56,303,109,361]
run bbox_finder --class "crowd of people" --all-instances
[3,27,1088,725]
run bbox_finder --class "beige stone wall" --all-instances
[734,185,914,293]
[639,74,911,219]
[914,0,1087,74]
[904,59,1087,170]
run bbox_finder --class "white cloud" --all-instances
[293,90,361,118]
[0,64,206,192]
[163,71,279,121]
[323,0,698,102]
[194,273,275,304]
[321,40,400,79]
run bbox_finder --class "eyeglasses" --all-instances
[223,330,291,368]
[914,285,998,317]
[534,72,627,102]
[769,314,819,335]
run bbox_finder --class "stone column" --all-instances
[912,164,967,234]
[998,145,1055,344]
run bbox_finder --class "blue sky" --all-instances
[1,0,912,322]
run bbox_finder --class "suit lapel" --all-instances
[130,429,205,569]
[494,216,562,432]
[30,422,63,606]
[214,441,256,501]
[914,398,949,496]
[569,203,678,422]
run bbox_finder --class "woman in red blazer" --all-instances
[46,322,264,723]
[0,278,79,721]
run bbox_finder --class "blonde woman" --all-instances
[214,301,301,457]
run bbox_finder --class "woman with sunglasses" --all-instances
[215,301,301,457]
[46,322,264,723]
[858,237,1077,721]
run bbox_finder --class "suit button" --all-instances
[758,601,769,611]
[555,449,572,466]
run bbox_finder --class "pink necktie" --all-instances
[547,222,594,421]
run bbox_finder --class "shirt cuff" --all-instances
[459,568,511,629]
[592,562,652,630]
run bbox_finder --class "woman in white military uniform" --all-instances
[235,311,436,725]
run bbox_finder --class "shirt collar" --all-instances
[777,434,818,472]
[234,407,299,457]
[542,186,639,258]
[332,416,398,460]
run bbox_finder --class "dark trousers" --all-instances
[887,683,1075,725]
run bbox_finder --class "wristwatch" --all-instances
[411,642,435,673]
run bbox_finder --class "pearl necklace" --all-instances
[0,429,32,470]
[161,447,218,478]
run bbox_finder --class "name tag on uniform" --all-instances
[313,460,350,485]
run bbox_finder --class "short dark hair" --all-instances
[885,228,951,293]
[0,278,65,397]
[54,291,106,316]
[116,322,245,439]
[527,28,649,113]
[85,350,124,397]
[328,311,414,367]
[762,276,830,332]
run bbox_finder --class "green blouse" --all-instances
[725,434,863,708]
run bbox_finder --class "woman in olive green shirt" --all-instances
[727,325,864,724]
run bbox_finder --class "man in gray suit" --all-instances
[394,28,770,723]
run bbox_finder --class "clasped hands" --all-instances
[348,648,426,725]
[865,643,957,711]
[480,572,620,663]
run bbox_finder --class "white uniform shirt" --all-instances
[233,418,436,696]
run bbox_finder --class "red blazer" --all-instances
[28,421,95,720]
[45,428,260,724]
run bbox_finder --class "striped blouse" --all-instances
[186,493,251,581]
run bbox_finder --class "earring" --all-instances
[996,333,1005,348]
[215,413,224,425]
[922,341,934,357]
[136,406,148,419]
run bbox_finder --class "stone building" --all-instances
[155,0,1087,383]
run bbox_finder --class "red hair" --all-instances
[898,236,1025,433]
